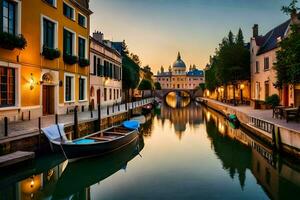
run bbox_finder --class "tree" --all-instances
[122,40,129,55]
[122,54,140,102]
[154,82,162,90]
[281,0,299,15]
[130,53,141,66]
[274,2,300,87]
[236,28,244,45]
[138,79,153,90]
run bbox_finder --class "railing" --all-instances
[249,116,274,134]
[0,97,154,139]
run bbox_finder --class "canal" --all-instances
[1,96,300,199]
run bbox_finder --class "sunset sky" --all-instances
[90,0,292,73]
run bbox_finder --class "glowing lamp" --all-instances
[29,73,35,90]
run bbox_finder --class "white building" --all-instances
[89,32,122,109]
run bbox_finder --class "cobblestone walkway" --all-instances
[203,98,300,133]
[0,98,154,139]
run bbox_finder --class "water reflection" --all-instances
[165,91,190,108]
[203,107,300,199]
[1,102,300,199]
[158,102,203,139]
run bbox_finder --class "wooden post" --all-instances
[74,106,78,139]
[89,104,93,118]
[4,117,8,137]
[107,106,109,115]
[38,117,41,149]
[29,110,31,120]
[112,104,115,113]
[118,103,120,111]
[125,102,128,110]
[55,114,58,124]
[98,104,101,130]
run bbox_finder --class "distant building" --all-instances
[154,52,204,90]
[250,14,300,107]
[89,32,122,109]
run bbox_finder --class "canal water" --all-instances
[1,95,300,199]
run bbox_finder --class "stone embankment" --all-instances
[202,98,300,158]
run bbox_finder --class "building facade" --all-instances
[154,52,204,90]
[89,32,122,108]
[250,15,300,107]
[0,0,92,120]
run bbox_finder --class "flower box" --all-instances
[78,58,90,67]
[42,46,61,60]
[63,54,78,65]
[0,32,27,50]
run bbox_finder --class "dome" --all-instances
[172,52,186,68]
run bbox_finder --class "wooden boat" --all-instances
[42,122,139,161]
[52,136,144,199]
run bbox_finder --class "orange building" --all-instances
[0,0,92,120]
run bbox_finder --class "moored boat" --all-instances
[42,121,139,161]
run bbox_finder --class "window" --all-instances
[264,57,269,70]
[0,67,15,107]
[2,0,16,34]
[255,82,260,100]
[65,75,74,102]
[78,37,86,59]
[97,58,101,76]
[109,88,112,100]
[78,13,86,27]
[117,89,119,99]
[104,61,109,77]
[113,89,116,100]
[255,61,259,73]
[63,29,74,55]
[104,88,107,101]
[93,55,96,75]
[63,2,74,20]
[79,77,86,101]
[44,0,55,6]
[43,18,55,48]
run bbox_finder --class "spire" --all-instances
[177,52,181,60]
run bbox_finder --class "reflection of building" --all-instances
[89,31,122,108]
[160,103,203,138]
[204,107,300,199]
[154,52,204,90]
[0,0,92,120]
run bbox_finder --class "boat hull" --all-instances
[51,130,139,160]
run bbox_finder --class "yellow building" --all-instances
[0,0,92,120]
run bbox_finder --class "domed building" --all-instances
[173,52,186,75]
[154,52,205,90]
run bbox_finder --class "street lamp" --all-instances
[240,83,245,104]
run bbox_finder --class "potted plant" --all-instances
[0,32,27,50]
[63,54,78,65]
[42,45,61,60]
[78,58,90,67]
[265,94,280,109]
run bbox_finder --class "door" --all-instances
[97,89,101,106]
[43,85,54,115]
[283,85,289,107]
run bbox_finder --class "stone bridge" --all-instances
[154,89,203,100]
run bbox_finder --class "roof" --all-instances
[256,19,290,55]
[186,69,204,76]
[173,52,186,68]
[72,0,93,14]
[154,72,172,77]
[90,37,121,57]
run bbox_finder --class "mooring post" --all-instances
[89,104,93,118]
[55,114,58,124]
[112,104,115,113]
[118,103,120,111]
[98,104,101,130]
[125,102,128,110]
[29,110,31,120]
[74,106,78,139]
[107,106,109,116]
[4,117,8,137]
[38,117,41,149]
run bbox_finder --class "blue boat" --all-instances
[42,121,140,161]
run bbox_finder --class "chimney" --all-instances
[253,24,258,37]
[93,31,103,42]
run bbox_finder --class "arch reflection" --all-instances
[165,91,191,108]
